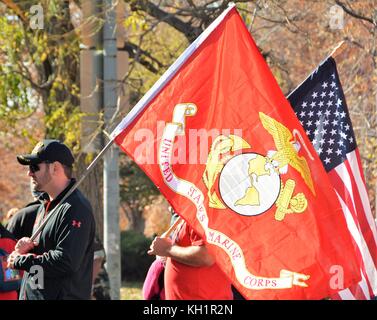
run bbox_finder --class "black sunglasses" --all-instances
[29,161,52,173]
[29,164,41,173]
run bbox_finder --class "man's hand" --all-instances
[15,237,36,254]
[147,237,173,257]
[7,251,21,268]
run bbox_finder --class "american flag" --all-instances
[288,57,377,300]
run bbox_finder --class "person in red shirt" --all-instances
[0,223,19,300]
[148,218,233,300]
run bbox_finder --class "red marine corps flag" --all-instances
[111,4,360,299]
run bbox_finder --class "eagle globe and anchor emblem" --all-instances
[203,112,316,221]
[160,105,312,288]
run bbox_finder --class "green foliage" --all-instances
[124,10,149,31]
[0,16,33,131]
[0,1,82,148]
[120,154,160,210]
[45,100,83,151]
[120,230,154,281]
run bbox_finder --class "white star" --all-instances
[340,111,346,118]
[316,110,323,117]
[324,110,331,117]
[315,119,321,126]
[320,138,325,145]
[338,140,344,146]
[334,110,340,117]
[336,149,342,156]
[306,129,311,136]
[331,129,337,135]
[330,80,336,86]
[328,138,335,145]
[317,147,323,154]
[349,136,354,143]
[308,111,314,117]
[320,92,326,98]
[344,124,350,131]
[324,157,331,164]
[327,100,333,107]
[312,138,317,145]
[326,148,333,155]
[321,128,327,135]
[328,91,335,98]
[322,82,328,89]
[324,119,329,126]
[300,111,306,117]
[310,101,316,108]
[301,101,308,108]
[336,98,342,106]
[312,92,318,99]
[332,119,338,126]
[314,129,319,135]
[318,101,324,107]
[306,120,313,126]
[340,132,347,139]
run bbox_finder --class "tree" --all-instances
[0,0,104,234]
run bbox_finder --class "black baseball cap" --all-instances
[17,139,74,167]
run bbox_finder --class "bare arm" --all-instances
[92,257,103,284]
[147,236,214,267]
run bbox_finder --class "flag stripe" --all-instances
[349,281,367,300]
[344,272,370,300]
[331,292,342,300]
[346,150,377,245]
[335,158,377,270]
[345,150,377,297]
[343,155,377,253]
[358,274,371,299]
[354,148,367,186]
[333,180,377,296]
[332,169,377,279]
[333,190,374,299]
[338,289,356,300]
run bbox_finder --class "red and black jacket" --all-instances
[13,179,95,300]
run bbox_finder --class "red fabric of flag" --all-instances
[112,6,360,299]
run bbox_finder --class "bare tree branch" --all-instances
[130,0,201,41]
[335,0,376,26]
[120,41,165,74]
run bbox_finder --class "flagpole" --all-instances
[328,40,346,59]
[30,138,116,241]
[286,41,346,99]
[161,216,183,238]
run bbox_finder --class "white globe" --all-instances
[219,153,281,216]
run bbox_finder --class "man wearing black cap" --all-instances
[7,139,96,300]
